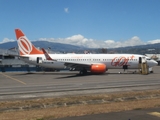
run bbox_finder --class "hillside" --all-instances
[0,41,159,54]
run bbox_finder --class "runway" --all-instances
[0,66,160,100]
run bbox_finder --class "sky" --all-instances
[0,0,160,48]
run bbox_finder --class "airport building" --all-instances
[0,49,43,72]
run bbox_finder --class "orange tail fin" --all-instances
[15,29,43,55]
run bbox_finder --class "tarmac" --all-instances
[55,107,160,120]
[0,66,160,100]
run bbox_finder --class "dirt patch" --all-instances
[0,90,160,120]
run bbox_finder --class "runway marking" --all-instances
[0,73,26,85]
[148,112,160,118]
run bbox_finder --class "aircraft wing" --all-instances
[64,61,91,68]
[62,61,92,71]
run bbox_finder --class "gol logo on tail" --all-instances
[18,37,32,55]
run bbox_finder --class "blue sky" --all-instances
[0,0,160,48]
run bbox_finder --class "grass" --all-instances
[0,89,160,120]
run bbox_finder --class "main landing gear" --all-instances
[79,68,87,75]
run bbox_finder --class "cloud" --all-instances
[2,35,160,48]
[103,36,146,48]
[38,34,160,48]
[64,8,69,13]
[147,39,160,44]
[39,34,96,47]
[122,36,144,47]
[39,35,147,48]
[0,38,15,44]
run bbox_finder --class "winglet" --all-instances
[15,29,43,55]
[42,48,54,60]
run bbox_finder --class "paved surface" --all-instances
[55,107,160,120]
[0,66,160,100]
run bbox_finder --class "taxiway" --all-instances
[0,66,160,100]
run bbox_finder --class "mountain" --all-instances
[108,43,160,54]
[0,41,86,53]
[0,41,17,49]
[0,41,159,54]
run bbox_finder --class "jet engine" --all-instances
[90,64,107,73]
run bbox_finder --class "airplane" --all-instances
[15,29,158,74]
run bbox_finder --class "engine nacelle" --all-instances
[90,64,107,73]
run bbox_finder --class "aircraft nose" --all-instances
[152,60,158,66]
[155,61,158,66]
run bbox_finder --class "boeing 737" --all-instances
[15,29,158,74]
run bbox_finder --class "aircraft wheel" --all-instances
[79,69,87,75]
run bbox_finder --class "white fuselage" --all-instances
[20,54,158,70]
